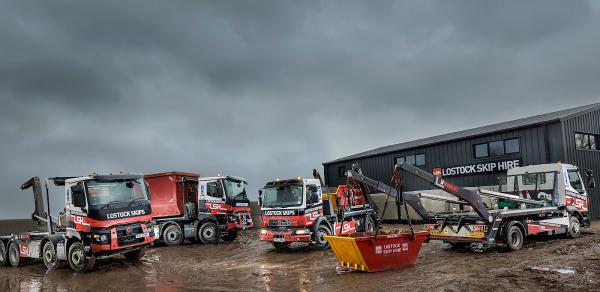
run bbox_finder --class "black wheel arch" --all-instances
[197,213,219,223]
[501,219,527,239]
[312,216,332,234]
[568,210,585,225]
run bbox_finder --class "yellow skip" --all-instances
[325,235,369,272]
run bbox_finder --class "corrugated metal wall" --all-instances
[562,108,600,218]
[324,125,555,192]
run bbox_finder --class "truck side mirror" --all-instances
[258,189,263,206]
[311,193,320,204]
[586,169,596,189]
[71,184,86,209]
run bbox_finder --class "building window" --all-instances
[337,166,346,178]
[504,138,520,154]
[474,143,489,158]
[575,133,599,150]
[415,154,426,166]
[489,141,505,156]
[474,138,520,159]
[395,154,425,166]
[395,157,405,165]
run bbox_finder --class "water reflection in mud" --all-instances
[2,227,599,291]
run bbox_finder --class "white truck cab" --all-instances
[503,163,594,225]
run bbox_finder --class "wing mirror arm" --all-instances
[586,169,596,189]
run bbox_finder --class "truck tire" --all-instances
[222,230,238,242]
[68,242,95,272]
[162,224,183,246]
[8,242,28,267]
[567,216,581,238]
[43,241,64,270]
[0,241,7,266]
[310,225,332,251]
[198,222,219,244]
[124,247,146,261]
[273,242,291,251]
[505,223,524,251]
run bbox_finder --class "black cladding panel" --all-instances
[562,107,600,217]
[325,125,553,191]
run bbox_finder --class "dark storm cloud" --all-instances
[1,0,600,218]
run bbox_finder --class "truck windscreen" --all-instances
[262,185,303,208]
[224,179,248,200]
[86,179,148,207]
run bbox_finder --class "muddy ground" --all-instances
[1,222,599,292]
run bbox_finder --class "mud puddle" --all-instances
[1,224,599,291]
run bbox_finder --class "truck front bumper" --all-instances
[227,212,254,230]
[91,223,155,254]
[259,229,311,243]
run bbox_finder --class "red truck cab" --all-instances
[145,172,252,245]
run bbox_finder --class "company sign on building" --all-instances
[432,159,521,177]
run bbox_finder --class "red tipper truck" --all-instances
[145,172,253,245]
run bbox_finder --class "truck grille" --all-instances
[268,219,291,227]
[116,224,144,246]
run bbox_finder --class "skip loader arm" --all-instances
[345,168,431,221]
[395,163,492,223]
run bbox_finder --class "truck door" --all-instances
[66,181,90,231]
[205,180,226,214]
[305,185,322,222]
[566,169,588,211]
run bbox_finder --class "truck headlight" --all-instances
[92,234,109,244]
[260,229,268,235]
[295,229,309,235]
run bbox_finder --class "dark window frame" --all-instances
[575,132,600,151]
[395,154,426,167]
[504,138,520,154]
[474,143,489,158]
[474,138,521,159]
[489,140,505,156]
[337,166,346,178]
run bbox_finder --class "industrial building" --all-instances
[323,103,600,218]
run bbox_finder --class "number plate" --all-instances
[273,237,285,242]
[468,232,484,238]
[135,232,149,239]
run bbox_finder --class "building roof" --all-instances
[324,102,600,164]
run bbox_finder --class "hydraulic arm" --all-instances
[345,167,431,221]
[346,162,493,223]
[395,163,492,223]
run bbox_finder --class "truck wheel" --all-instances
[567,216,581,238]
[222,230,238,242]
[8,242,28,267]
[198,222,219,244]
[310,225,332,251]
[43,241,64,270]
[273,242,290,251]
[505,224,524,251]
[68,242,95,272]
[0,241,8,266]
[124,248,146,262]
[162,224,183,246]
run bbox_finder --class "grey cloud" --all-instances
[1,1,600,218]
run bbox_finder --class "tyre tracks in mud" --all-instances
[1,224,599,291]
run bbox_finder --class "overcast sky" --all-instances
[1,1,600,219]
